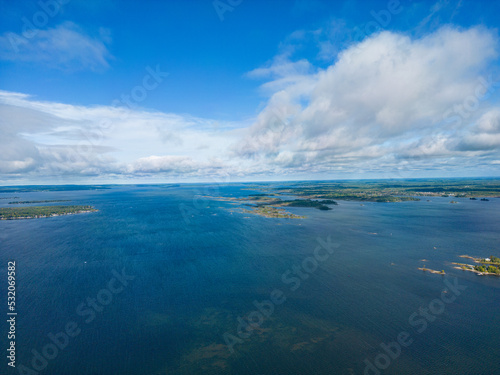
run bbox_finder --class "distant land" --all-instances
[0,185,110,193]
[8,200,72,204]
[1,178,499,198]
[0,206,98,220]
[1,179,498,219]
[202,178,499,218]
[209,195,337,218]
[261,178,500,202]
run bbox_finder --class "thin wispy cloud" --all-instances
[415,0,465,34]
[0,21,113,71]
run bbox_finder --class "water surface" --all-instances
[0,184,499,374]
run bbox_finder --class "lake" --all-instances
[0,183,499,374]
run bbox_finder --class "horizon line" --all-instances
[1,175,500,187]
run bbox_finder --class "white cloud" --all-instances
[235,26,500,177]
[1,26,500,183]
[0,22,113,71]
[248,57,313,80]
[0,89,244,182]
[456,109,500,151]
[127,155,226,176]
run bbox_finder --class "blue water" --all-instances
[0,184,499,375]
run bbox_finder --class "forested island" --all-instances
[0,205,98,220]
[251,198,337,211]
[242,198,336,218]
[242,206,306,219]
[209,195,338,218]
[453,255,500,276]
[8,200,71,204]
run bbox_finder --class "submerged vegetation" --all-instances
[0,205,98,220]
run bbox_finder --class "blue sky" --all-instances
[1,0,500,184]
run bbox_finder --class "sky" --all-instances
[1,0,500,184]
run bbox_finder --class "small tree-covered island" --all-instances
[0,205,98,220]
[211,195,337,218]
[453,255,500,276]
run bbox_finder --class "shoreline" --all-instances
[0,210,98,220]
[418,267,445,274]
[453,256,500,276]
[0,206,98,220]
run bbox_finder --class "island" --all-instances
[255,198,337,211]
[207,195,337,218]
[453,255,500,276]
[0,205,98,220]
[8,200,72,204]
[241,206,305,219]
[418,266,445,274]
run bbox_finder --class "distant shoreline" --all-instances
[0,206,98,220]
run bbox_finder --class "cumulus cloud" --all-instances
[1,25,500,182]
[235,26,500,176]
[126,155,227,177]
[0,22,113,71]
[455,109,500,151]
[0,90,241,182]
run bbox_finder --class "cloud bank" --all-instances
[1,26,500,183]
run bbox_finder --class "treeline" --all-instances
[280,199,337,210]
[475,264,500,274]
[474,256,500,274]
[8,200,71,204]
[0,205,97,219]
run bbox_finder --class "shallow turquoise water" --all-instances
[0,184,499,374]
